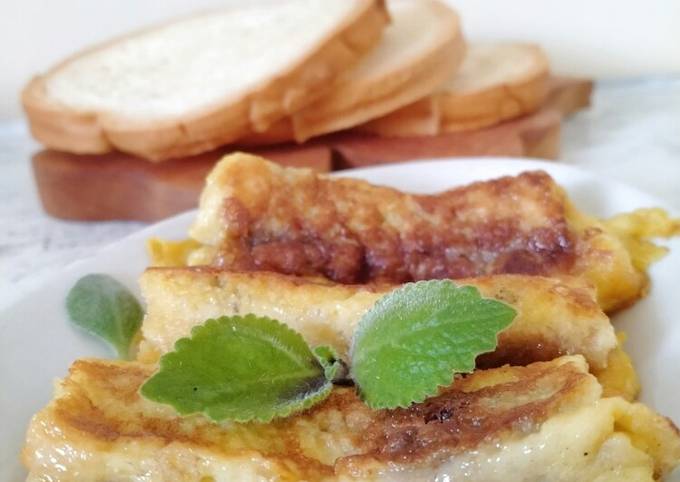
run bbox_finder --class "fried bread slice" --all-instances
[188,153,677,312]
[137,268,639,399]
[23,356,680,481]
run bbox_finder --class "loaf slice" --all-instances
[23,356,680,481]
[138,269,617,370]
[188,153,680,312]
[360,42,550,136]
[22,0,389,161]
[242,0,464,144]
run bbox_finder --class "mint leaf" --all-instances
[140,315,334,422]
[350,280,516,409]
[313,345,347,382]
[66,274,143,359]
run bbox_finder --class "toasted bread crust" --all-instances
[438,67,549,132]
[360,43,550,137]
[240,0,465,144]
[22,0,389,161]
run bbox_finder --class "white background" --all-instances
[1,0,679,120]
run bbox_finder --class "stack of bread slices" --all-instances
[24,0,592,221]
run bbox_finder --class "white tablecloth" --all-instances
[2,77,679,310]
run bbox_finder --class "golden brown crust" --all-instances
[38,359,334,479]
[202,165,575,283]
[22,1,389,161]
[190,154,654,312]
[139,268,617,373]
[340,357,593,467]
[22,357,592,477]
[23,356,680,480]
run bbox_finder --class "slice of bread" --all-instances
[242,0,464,144]
[360,42,550,137]
[22,0,389,161]
[29,77,590,223]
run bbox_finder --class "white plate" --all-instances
[2,158,679,481]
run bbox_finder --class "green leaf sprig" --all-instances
[140,315,340,422]
[66,274,143,359]
[140,280,516,421]
[351,281,516,408]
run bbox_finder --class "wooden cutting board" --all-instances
[32,76,592,222]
